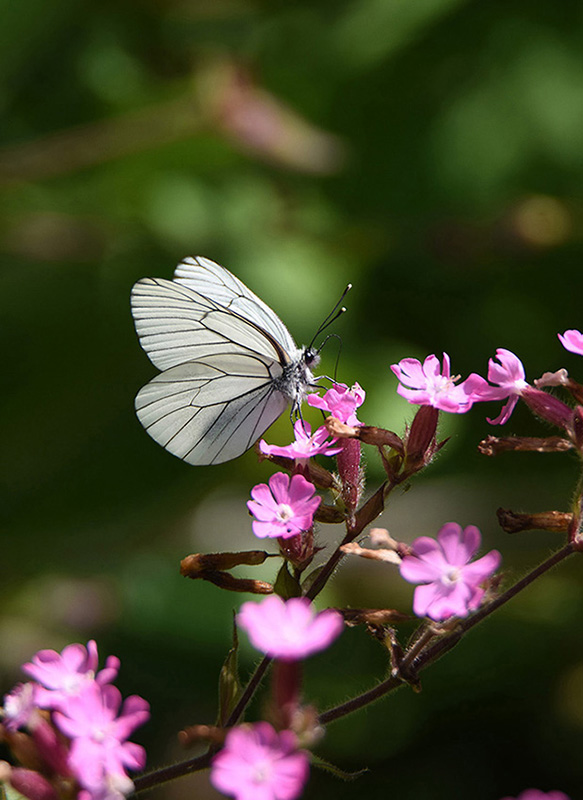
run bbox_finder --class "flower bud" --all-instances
[521,387,574,432]
[8,769,57,800]
[478,434,573,456]
[31,718,70,776]
[180,551,269,575]
[497,507,573,534]
[180,554,273,593]
[339,608,411,626]
[406,406,439,466]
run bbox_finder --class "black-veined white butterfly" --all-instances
[131,256,324,465]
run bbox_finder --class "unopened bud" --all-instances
[340,608,411,626]
[497,507,573,534]
[179,725,226,748]
[32,719,69,776]
[336,438,363,513]
[478,434,573,456]
[403,406,440,475]
[355,426,404,452]
[9,769,57,800]
[180,551,269,576]
[521,387,574,433]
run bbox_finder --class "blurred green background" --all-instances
[3,1,583,798]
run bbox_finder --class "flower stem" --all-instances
[319,542,575,726]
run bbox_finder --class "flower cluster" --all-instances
[391,328,583,430]
[210,596,343,800]
[1,641,149,800]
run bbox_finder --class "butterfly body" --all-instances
[131,256,319,465]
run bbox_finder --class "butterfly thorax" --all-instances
[275,347,320,407]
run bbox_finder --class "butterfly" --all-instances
[130,256,322,465]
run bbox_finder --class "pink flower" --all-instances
[500,792,570,800]
[399,523,501,621]
[247,473,321,540]
[390,354,486,414]
[259,420,342,464]
[2,682,38,732]
[237,596,343,660]
[558,329,583,356]
[23,641,120,711]
[470,348,529,425]
[211,722,309,800]
[307,382,365,425]
[53,683,149,799]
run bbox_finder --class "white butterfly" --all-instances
[130,256,321,465]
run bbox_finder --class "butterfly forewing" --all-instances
[173,256,297,355]
[131,277,289,372]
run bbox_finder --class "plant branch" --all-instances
[319,541,576,725]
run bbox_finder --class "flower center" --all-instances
[276,504,294,522]
[431,373,458,396]
[252,760,273,784]
[441,567,461,587]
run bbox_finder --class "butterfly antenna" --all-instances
[315,333,343,380]
[308,284,351,350]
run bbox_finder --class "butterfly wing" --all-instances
[131,267,298,464]
[173,256,298,355]
[135,354,289,465]
[131,276,293,372]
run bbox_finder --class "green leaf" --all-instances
[216,614,242,726]
[273,561,302,599]
[311,755,369,781]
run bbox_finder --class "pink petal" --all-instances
[461,550,501,584]
[247,500,279,522]
[287,474,316,505]
[250,482,278,509]
[399,554,443,584]
[559,329,583,355]
[487,394,519,425]
[437,523,481,565]
[268,472,292,503]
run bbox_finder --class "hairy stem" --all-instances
[318,542,575,725]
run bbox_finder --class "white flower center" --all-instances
[276,504,294,522]
[441,567,461,587]
[252,760,273,784]
[431,373,458,397]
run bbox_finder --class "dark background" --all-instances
[2,1,583,798]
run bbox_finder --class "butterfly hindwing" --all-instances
[134,355,289,465]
